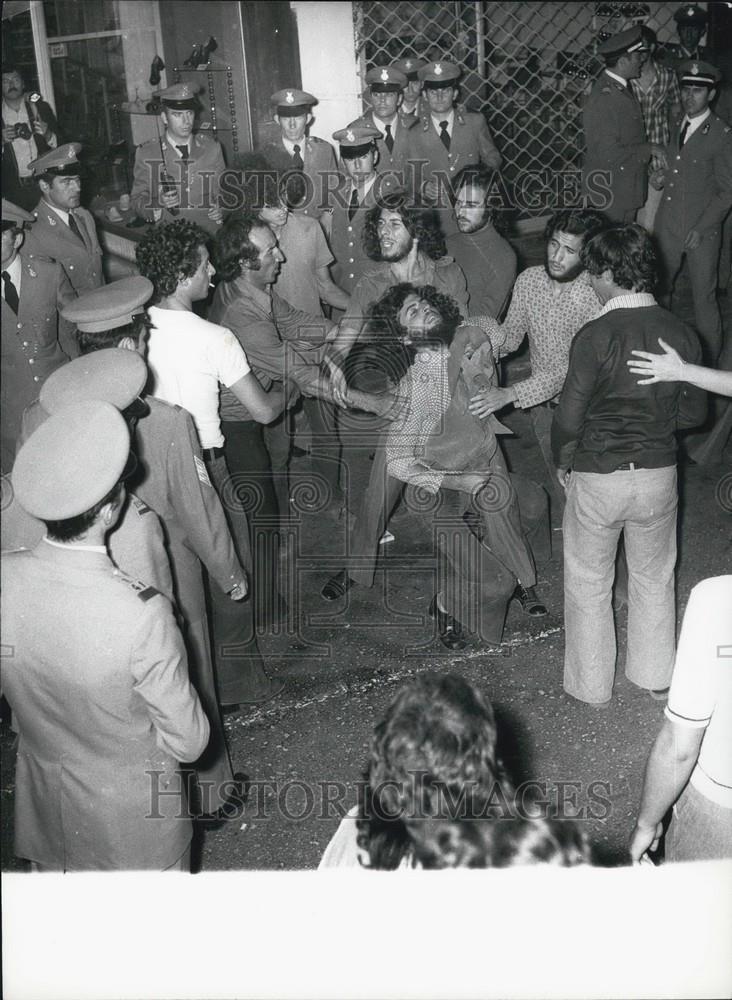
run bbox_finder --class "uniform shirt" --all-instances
[273,212,333,316]
[681,108,711,143]
[552,295,707,472]
[386,346,450,494]
[489,266,600,409]
[665,575,732,809]
[146,306,251,450]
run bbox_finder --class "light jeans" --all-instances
[563,466,678,704]
[666,782,732,862]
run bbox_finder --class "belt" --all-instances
[202,446,225,461]
[615,462,645,471]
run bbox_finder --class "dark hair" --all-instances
[135,220,209,301]
[544,208,608,245]
[362,192,447,262]
[1,65,23,79]
[355,674,514,869]
[409,815,592,870]
[44,481,124,543]
[347,282,463,388]
[76,314,153,356]
[640,26,657,47]
[581,223,657,292]
[1,222,22,237]
[452,164,495,197]
[211,211,266,282]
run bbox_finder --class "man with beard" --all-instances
[321,193,468,601]
[468,209,606,507]
[446,164,516,319]
[326,283,547,642]
[2,65,58,211]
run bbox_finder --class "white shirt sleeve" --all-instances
[213,327,251,388]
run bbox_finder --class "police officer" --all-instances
[582,26,668,223]
[405,59,501,207]
[130,82,225,234]
[329,120,386,298]
[653,60,732,363]
[7,339,175,603]
[3,400,209,870]
[392,57,427,117]
[1,198,76,471]
[23,142,104,294]
[660,5,715,74]
[255,88,337,219]
[361,66,417,185]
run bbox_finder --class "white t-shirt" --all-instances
[665,575,732,809]
[147,305,251,449]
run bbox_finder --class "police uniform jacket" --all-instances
[255,135,337,217]
[1,477,175,604]
[131,131,226,235]
[1,542,209,870]
[23,200,103,294]
[405,107,502,195]
[1,250,76,471]
[582,73,652,221]
[655,112,732,236]
[359,109,418,182]
[328,174,382,296]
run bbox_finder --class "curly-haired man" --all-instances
[552,223,707,706]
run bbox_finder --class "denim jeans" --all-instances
[563,465,678,704]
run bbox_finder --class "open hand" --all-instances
[627,337,684,384]
[468,385,515,418]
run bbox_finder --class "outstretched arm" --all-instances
[629,338,732,397]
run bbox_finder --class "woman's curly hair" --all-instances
[355,674,514,869]
[362,192,447,262]
[211,211,263,282]
[135,220,209,302]
[580,222,658,293]
[408,815,592,870]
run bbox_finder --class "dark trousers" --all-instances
[222,419,284,626]
[204,452,274,704]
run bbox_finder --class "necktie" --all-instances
[176,144,189,161]
[678,121,690,150]
[384,123,394,154]
[439,120,451,152]
[348,187,359,222]
[2,270,19,314]
[292,144,304,171]
[68,212,83,242]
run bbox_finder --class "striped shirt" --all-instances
[630,60,681,152]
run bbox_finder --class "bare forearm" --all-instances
[635,723,699,834]
[345,387,397,416]
[316,272,350,311]
[680,364,732,397]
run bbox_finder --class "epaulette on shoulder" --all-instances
[129,494,152,516]
[115,570,161,602]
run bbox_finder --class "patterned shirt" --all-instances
[386,347,451,494]
[481,266,600,410]
[630,60,681,152]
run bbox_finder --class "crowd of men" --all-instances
[1,3,731,872]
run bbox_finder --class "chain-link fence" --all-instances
[353,1,700,223]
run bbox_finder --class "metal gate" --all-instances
[354,1,688,223]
